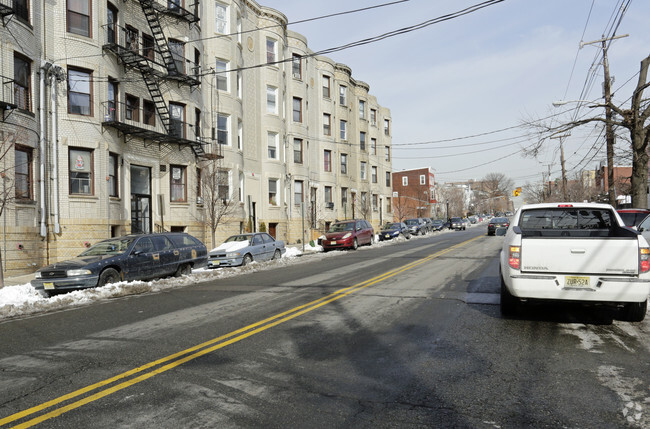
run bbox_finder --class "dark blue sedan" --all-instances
[31,233,208,297]
[379,222,411,241]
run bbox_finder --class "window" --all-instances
[371,138,377,155]
[194,108,201,140]
[215,1,228,34]
[340,120,347,140]
[341,187,348,208]
[293,138,303,163]
[359,100,366,119]
[339,85,347,106]
[68,68,92,116]
[371,166,377,183]
[14,53,31,111]
[420,174,426,185]
[169,39,185,74]
[324,186,332,204]
[294,180,303,205]
[266,38,277,64]
[237,120,243,150]
[372,194,378,211]
[125,94,139,121]
[108,152,118,197]
[217,169,229,200]
[269,179,278,205]
[292,97,302,122]
[340,153,347,174]
[14,0,29,22]
[386,197,392,213]
[238,171,244,202]
[143,100,155,126]
[215,59,228,91]
[267,132,278,159]
[217,114,229,145]
[142,34,155,60]
[69,148,93,195]
[196,167,202,202]
[360,132,366,151]
[292,54,302,79]
[67,0,90,37]
[15,146,32,200]
[402,176,408,186]
[266,86,277,114]
[107,79,117,121]
[169,102,184,138]
[385,146,390,161]
[360,161,367,180]
[125,25,138,52]
[323,113,331,136]
[322,75,331,98]
[384,119,390,136]
[370,109,377,125]
[170,165,187,202]
[324,150,332,172]
[385,171,391,187]
[237,71,242,98]
[106,3,117,44]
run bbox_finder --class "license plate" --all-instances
[565,276,590,288]
[209,261,220,266]
[44,282,55,290]
[330,241,337,245]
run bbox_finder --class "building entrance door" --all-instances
[131,165,151,234]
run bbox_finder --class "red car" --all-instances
[616,208,650,229]
[322,219,375,251]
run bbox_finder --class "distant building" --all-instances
[391,168,437,220]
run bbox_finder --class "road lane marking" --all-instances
[1,235,483,428]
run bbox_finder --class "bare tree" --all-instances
[438,186,465,218]
[525,55,650,207]
[480,172,514,198]
[197,159,240,248]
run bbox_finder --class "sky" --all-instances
[258,0,650,186]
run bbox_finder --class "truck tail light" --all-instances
[509,246,521,269]
[640,248,650,273]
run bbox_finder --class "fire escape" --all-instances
[102,0,218,158]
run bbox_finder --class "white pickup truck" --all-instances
[500,202,650,321]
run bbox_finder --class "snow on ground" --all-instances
[0,227,458,321]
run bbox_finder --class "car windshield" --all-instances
[432,220,443,225]
[618,211,649,227]
[383,223,399,230]
[79,238,135,256]
[225,235,252,243]
[491,217,508,223]
[329,222,355,232]
[450,217,461,222]
[404,220,417,225]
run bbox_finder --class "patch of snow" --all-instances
[209,240,250,253]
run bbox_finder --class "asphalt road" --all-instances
[1,227,648,428]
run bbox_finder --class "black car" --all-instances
[449,217,465,230]
[379,222,411,241]
[431,219,445,231]
[404,218,428,235]
[487,217,510,236]
[31,233,208,297]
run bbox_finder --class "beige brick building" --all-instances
[0,0,393,277]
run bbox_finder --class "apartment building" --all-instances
[391,167,437,221]
[0,0,392,276]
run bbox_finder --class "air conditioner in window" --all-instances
[196,196,203,205]
[325,202,334,209]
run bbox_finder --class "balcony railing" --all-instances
[0,76,18,113]
[1,0,28,21]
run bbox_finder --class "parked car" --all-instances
[462,218,470,228]
[422,218,434,233]
[405,218,428,235]
[487,217,510,236]
[31,233,208,297]
[379,222,411,241]
[208,233,286,267]
[322,219,374,251]
[431,219,445,231]
[449,217,465,230]
[616,208,650,229]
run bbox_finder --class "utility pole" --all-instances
[550,134,569,201]
[581,34,628,207]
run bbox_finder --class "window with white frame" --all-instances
[294,138,303,164]
[385,171,391,187]
[402,176,408,186]
[325,186,332,204]
[323,113,331,136]
[292,54,302,79]
[269,179,278,205]
[266,85,278,114]
[266,38,277,64]
[324,150,332,172]
[339,85,347,105]
[237,71,242,98]
[237,120,243,150]
[215,58,228,91]
[372,194,378,211]
[384,119,390,136]
[322,75,331,98]
[217,114,229,145]
[340,120,347,140]
[239,171,244,202]
[341,187,348,207]
[215,1,228,34]
[292,97,302,122]
[360,161,367,180]
[267,132,278,159]
[340,153,347,174]
[69,147,93,195]
[420,174,426,185]
[360,132,366,151]
[371,138,377,155]
[371,166,377,183]
[170,165,187,202]
[370,109,377,125]
[217,169,230,200]
[385,146,390,161]
[294,180,303,205]
[359,100,366,119]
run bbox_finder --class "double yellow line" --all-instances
[1,235,481,428]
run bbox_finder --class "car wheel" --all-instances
[98,268,120,287]
[242,254,253,266]
[500,272,518,317]
[619,299,647,322]
[369,235,375,245]
[272,249,281,260]
[175,263,192,277]
[352,238,358,250]
[39,290,55,299]
[404,232,410,240]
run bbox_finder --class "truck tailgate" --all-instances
[520,238,639,275]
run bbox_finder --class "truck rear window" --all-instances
[520,208,614,236]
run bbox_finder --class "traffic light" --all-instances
[513,187,521,197]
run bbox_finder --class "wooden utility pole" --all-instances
[550,134,569,201]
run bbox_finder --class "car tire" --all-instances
[352,238,358,250]
[272,249,281,260]
[619,299,647,322]
[39,290,55,299]
[500,272,518,317]
[405,233,410,240]
[369,235,375,246]
[175,263,192,277]
[98,268,120,287]
[242,254,253,266]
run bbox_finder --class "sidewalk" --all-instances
[2,272,35,287]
